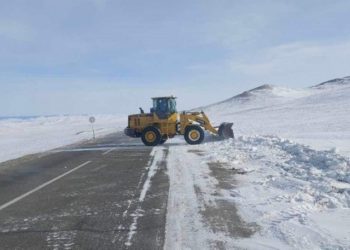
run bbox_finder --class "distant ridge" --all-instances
[0,115,41,120]
[197,76,350,111]
[194,84,277,110]
[234,84,274,98]
[312,76,350,88]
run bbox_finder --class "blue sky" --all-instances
[1,0,350,116]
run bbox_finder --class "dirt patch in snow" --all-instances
[194,184,258,240]
[193,161,259,242]
[207,162,237,190]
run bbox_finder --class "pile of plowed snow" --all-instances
[201,76,350,156]
[0,115,125,163]
[209,136,350,249]
[167,136,350,249]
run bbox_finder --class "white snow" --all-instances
[207,137,350,249]
[165,77,350,249]
[202,78,350,156]
[0,115,125,163]
[165,136,350,249]
[165,145,213,249]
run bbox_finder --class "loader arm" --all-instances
[179,111,219,135]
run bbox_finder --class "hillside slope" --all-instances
[202,76,350,156]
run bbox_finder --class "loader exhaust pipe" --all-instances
[218,122,234,139]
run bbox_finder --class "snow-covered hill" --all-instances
[201,76,350,156]
[200,84,310,113]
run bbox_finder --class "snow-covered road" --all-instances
[165,136,350,249]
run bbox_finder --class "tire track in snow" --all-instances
[164,146,212,250]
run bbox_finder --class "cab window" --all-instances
[168,99,177,113]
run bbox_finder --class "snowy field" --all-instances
[202,76,350,156]
[0,115,125,163]
[165,77,350,249]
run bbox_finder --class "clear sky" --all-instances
[1,0,350,116]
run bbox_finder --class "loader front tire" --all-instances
[141,126,161,146]
[184,125,204,145]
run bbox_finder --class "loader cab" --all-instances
[151,96,177,119]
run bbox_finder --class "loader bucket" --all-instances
[218,122,234,139]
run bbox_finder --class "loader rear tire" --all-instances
[184,125,204,145]
[141,126,161,146]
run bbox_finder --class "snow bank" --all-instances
[201,136,350,249]
[165,135,349,249]
[0,115,125,163]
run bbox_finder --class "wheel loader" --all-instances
[124,96,234,146]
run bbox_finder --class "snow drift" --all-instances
[0,115,125,163]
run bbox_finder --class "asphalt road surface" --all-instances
[0,133,169,250]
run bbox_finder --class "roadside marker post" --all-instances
[89,116,96,140]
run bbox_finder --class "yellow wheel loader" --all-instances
[124,96,234,146]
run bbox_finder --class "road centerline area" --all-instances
[124,147,164,246]
[0,161,92,211]
[0,133,169,249]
